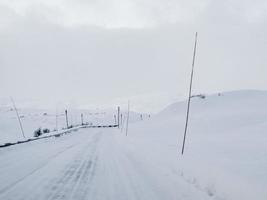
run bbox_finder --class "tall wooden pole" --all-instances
[55,108,58,131]
[81,113,84,125]
[181,32,198,155]
[117,106,120,128]
[10,97,25,139]
[125,101,130,136]
[65,109,69,129]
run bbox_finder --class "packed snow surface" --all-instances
[0,90,266,200]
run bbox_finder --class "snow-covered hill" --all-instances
[128,90,267,199]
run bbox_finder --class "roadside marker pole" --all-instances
[121,115,126,132]
[125,101,130,136]
[65,110,69,129]
[81,113,84,125]
[181,32,198,155]
[56,108,58,131]
[117,106,120,128]
[10,97,25,139]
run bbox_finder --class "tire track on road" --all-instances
[0,142,79,196]
[44,132,102,200]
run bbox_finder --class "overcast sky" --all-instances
[0,0,266,112]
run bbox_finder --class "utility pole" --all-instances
[65,109,69,129]
[126,101,130,136]
[10,97,25,139]
[117,106,120,128]
[81,113,84,125]
[181,32,198,155]
[121,113,123,127]
[55,109,58,131]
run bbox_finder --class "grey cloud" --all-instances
[0,0,266,112]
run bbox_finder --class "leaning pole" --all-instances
[10,97,25,139]
[181,32,198,155]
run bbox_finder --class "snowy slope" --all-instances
[139,90,267,199]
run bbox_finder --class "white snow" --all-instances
[0,90,266,199]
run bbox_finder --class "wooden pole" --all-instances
[65,109,69,129]
[117,106,120,128]
[81,113,84,125]
[181,32,198,155]
[125,101,130,136]
[55,108,58,131]
[10,97,25,139]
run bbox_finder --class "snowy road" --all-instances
[0,128,211,200]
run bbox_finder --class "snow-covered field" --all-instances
[0,90,266,200]
[0,106,146,144]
